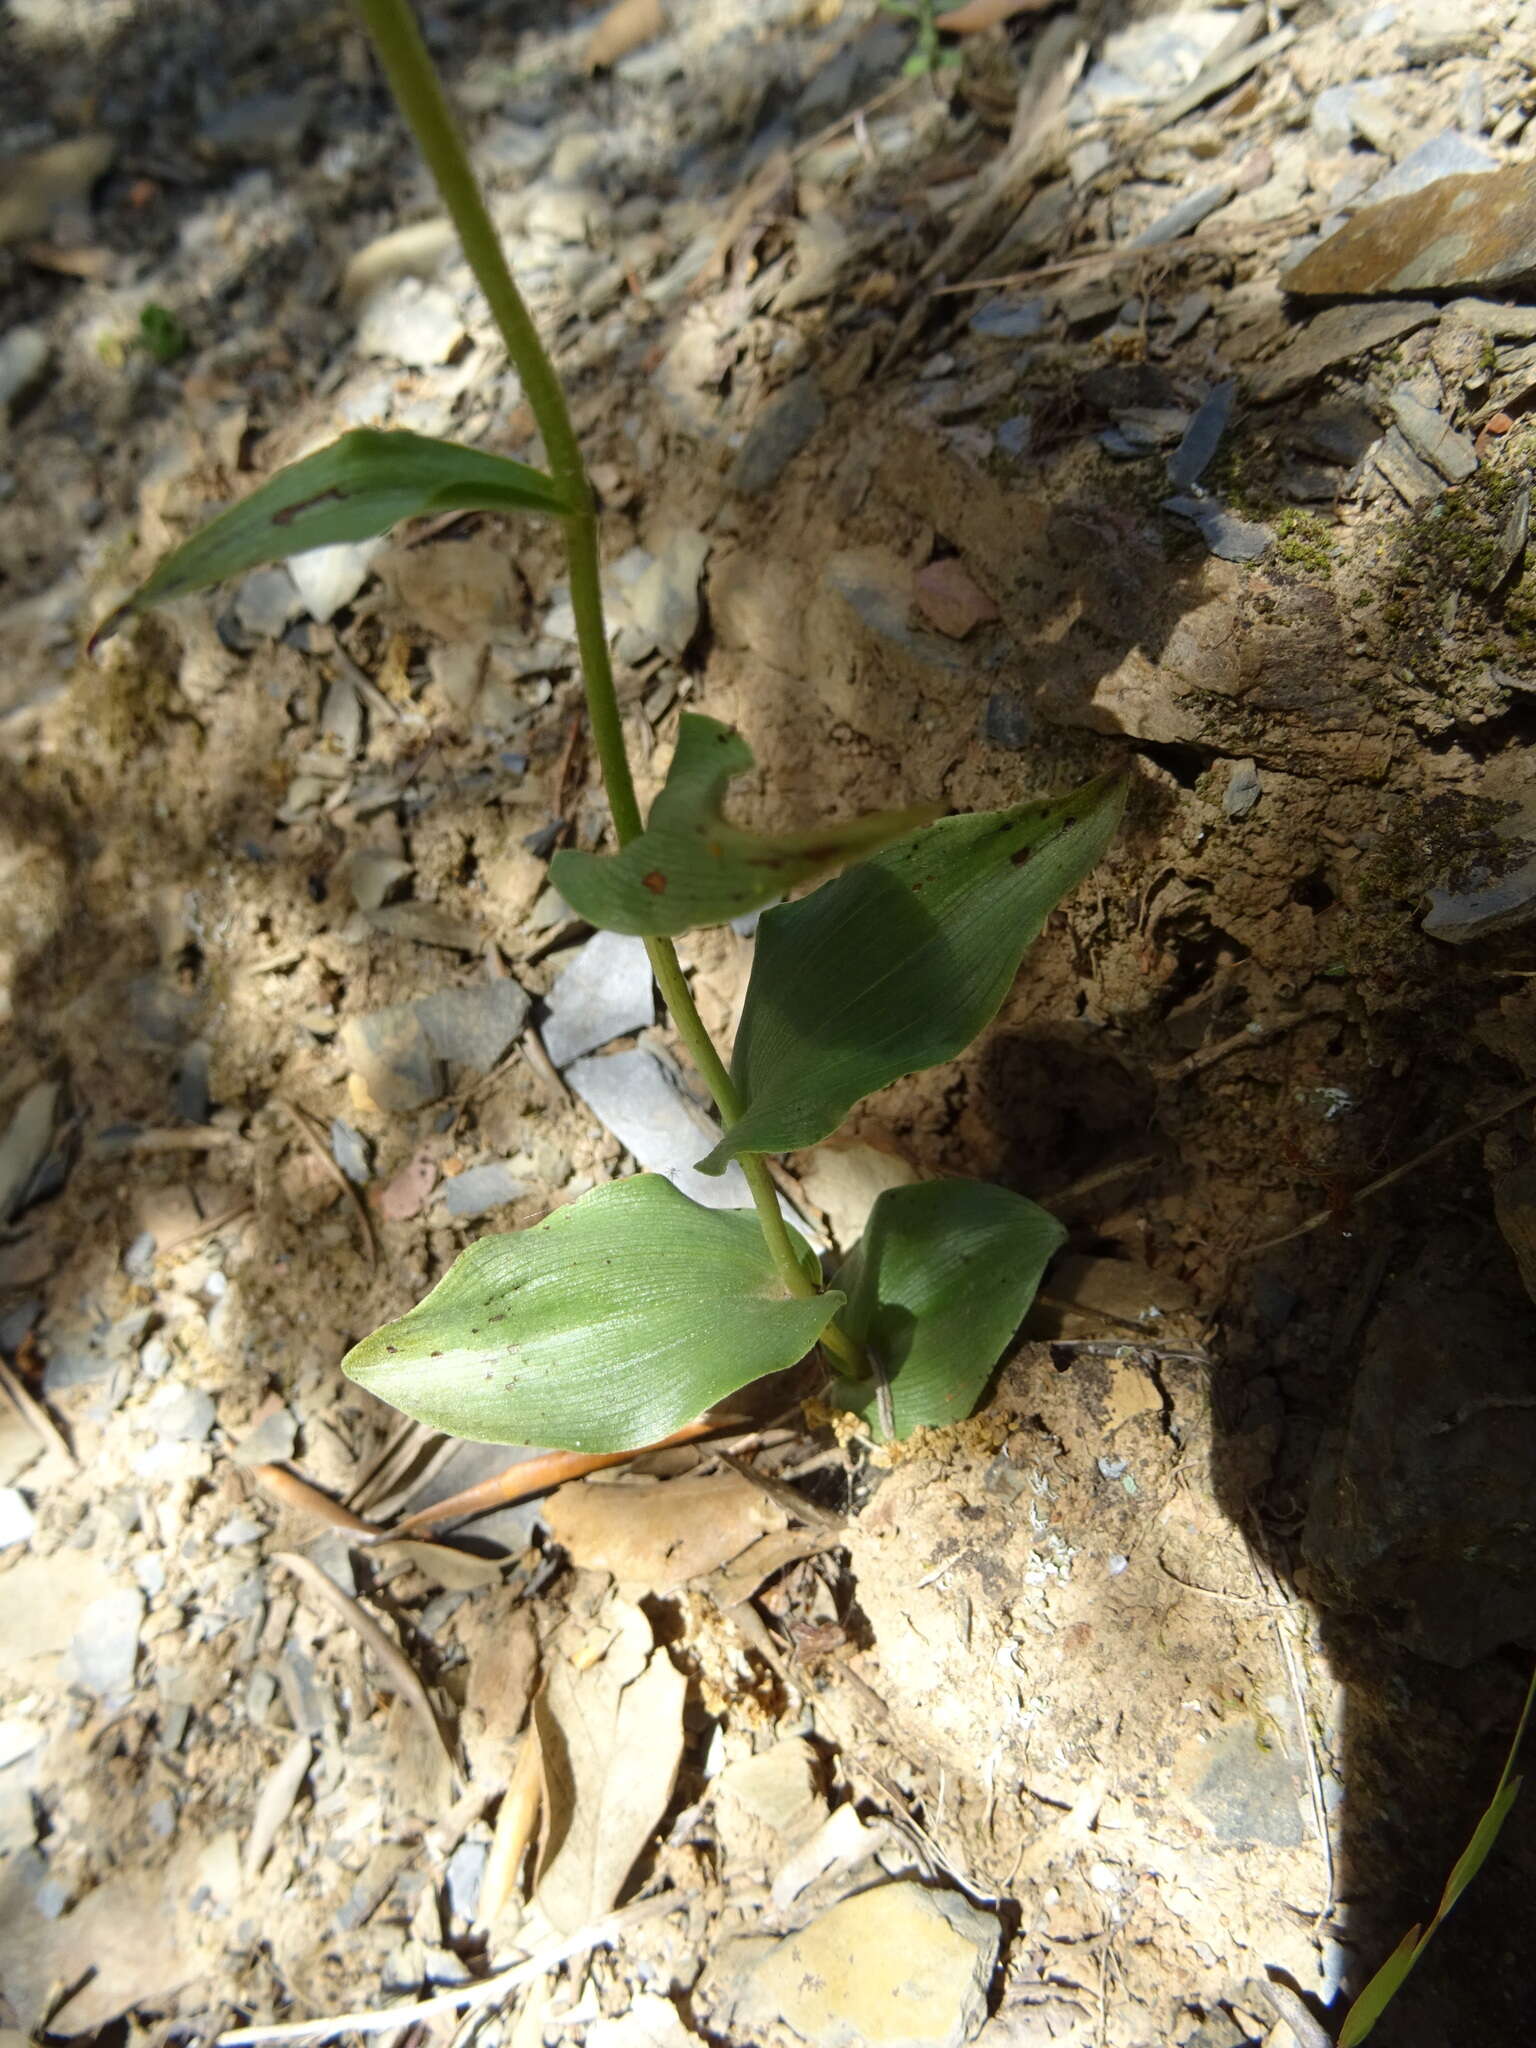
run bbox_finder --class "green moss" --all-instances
[1273,508,1336,576]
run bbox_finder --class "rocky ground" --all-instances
[3,0,1536,2042]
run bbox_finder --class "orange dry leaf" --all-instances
[936,0,1054,29]
[584,0,664,71]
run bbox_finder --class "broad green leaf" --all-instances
[91,427,572,647]
[1338,1926,1424,2047]
[697,773,1126,1172]
[341,1174,842,1452]
[829,1180,1064,1437]
[550,714,938,937]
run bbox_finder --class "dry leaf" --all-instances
[935,0,1053,33]
[584,0,664,71]
[462,1594,540,1783]
[480,1729,543,1927]
[545,1470,786,1593]
[533,1598,687,1933]
[243,1735,314,1878]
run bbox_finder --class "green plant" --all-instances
[881,0,961,77]
[1337,1659,1534,2044]
[92,0,1123,1452]
[138,302,189,365]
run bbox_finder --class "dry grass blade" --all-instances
[253,1464,380,1537]
[0,1352,77,1468]
[244,1735,314,1879]
[272,1550,458,1779]
[478,1729,543,1927]
[380,1418,721,1539]
[280,1098,377,1269]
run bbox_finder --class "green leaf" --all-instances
[829,1180,1064,1437]
[90,427,572,647]
[550,714,939,937]
[341,1174,842,1452]
[1438,1772,1523,1916]
[1337,1925,1424,2048]
[697,773,1126,1172]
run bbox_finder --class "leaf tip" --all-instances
[86,601,134,655]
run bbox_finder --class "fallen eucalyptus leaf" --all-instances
[551,713,937,937]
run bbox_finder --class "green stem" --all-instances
[354,0,864,1377]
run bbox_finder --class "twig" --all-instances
[88,1125,248,1156]
[0,1353,76,1468]
[375,1418,722,1540]
[1249,1540,1335,1920]
[1041,1153,1159,1211]
[272,1550,459,1780]
[279,1098,377,1269]
[517,1025,570,1105]
[1153,1011,1308,1083]
[213,1897,674,2044]
[716,1450,845,1533]
[153,1200,254,1258]
[1245,1977,1334,2048]
[1240,1079,1536,1258]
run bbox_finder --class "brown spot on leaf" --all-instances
[642,870,668,894]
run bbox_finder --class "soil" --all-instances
[2,1,1536,2044]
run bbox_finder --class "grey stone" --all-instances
[0,1081,58,1222]
[356,278,466,369]
[1424,849,1536,942]
[1167,379,1235,491]
[731,374,826,496]
[174,1042,211,1123]
[201,92,311,163]
[231,1407,298,1467]
[1162,495,1273,562]
[1311,79,1395,152]
[330,1117,372,1185]
[624,529,710,660]
[1130,180,1232,249]
[445,1837,488,1924]
[983,692,1035,751]
[41,1339,110,1394]
[340,1006,444,1111]
[413,980,531,1073]
[969,296,1048,340]
[1360,129,1499,208]
[566,1048,760,1210]
[823,551,965,672]
[441,1163,527,1219]
[142,1380,216,1444]
[1223,759,1261,818]
[1373,425,1447,507]
[232,566,302,639]
[542,932,654,1069]
[995,414,1031,458]
[346,850,413,912]
[0,328,50,416]
[526,183,603,244]
[69,1588,144,1696]
[1247,300,1437,402]
[1186,1720,1306,1847]
[1388,388,1477,481]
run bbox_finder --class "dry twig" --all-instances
[279,1097,377,1269]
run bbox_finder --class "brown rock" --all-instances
[1284,160,1536,297]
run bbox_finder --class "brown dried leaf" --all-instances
[545,1470,787,1593]
[533,1599,686,1933]
[935,0,1053,28]
[583,0,664,72]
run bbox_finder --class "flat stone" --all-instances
[712,1739,826,1869]
[967,296,1048,340]
[0,327,50,417]
[1130,179,1232,249]
[369,903,481,951]
[142,1381,216,1444]
[345,849,413,913]
[441,1162,527,1219]
[624,528,710,659]
[341,218,455,305]
[1167,378,1235,491]
[731,374,826,496]
[232,565,302,638]
[1285,160,1536,297]
[1359,129,1499,209]
[231,1407,299,1466]
[726,1880,998,2048]
[1311,79,1396,153]
[330,1117,372,1184]
[1184,1719,1306,1847]
[0,1081,58,1222]
[356,278,466,369]
[1373,425,1447,507]
[69,1588,144,1697]
[200,92,311,163]
[341,1005,444,1112]
[0,1487,35,1548]
[1249,300,1437,401]
[1424,849,1536,942]
[0,133,114,246]
[1388,388,1477,481]
[445,1837,487,1924]
[565,1048,758,1210]
[982,690,1034,750]
[413,979,531,1073]
[1162,495,1273,562]
[1223,758,1261,818]
[541,932,654,1069]
[822,549,965,671]
[288,540,381,623]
